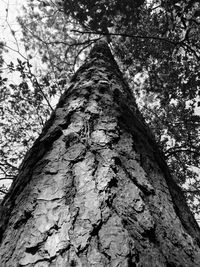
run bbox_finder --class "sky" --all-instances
[0,0,25,191]
[0,0,24,60]
[0,0,29,83]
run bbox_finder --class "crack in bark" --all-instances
[121,160,155,196]
[13,210,33,230]
[25,245,39,255]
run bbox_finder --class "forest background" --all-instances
[0,0,200,220]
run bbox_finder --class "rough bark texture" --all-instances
[0,41,200,266]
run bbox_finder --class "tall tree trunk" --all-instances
[0,41,200,267]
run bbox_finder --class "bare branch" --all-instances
[0,188,7,195]
[71,30,200,60]
[71,30,179,46]
[165,148,200,159]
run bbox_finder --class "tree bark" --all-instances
[0,41,200,266]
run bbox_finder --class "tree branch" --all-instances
[71,29,179,46]
[71,30,200,60]
[0,188,7,195]
[165,147,200,159]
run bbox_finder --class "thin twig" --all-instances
[0,188,7,195]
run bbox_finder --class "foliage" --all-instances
[1,0,200,215]
[0,59,51,196]
[63,0,145,32]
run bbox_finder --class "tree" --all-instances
[1,0,199,216]
[62,0,200,204]
[0,40,200,266]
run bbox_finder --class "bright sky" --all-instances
[0,0,26,191]
[0,0,25,60]
[0,0,30,82]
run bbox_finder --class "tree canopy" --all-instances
[0,0,200,215]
